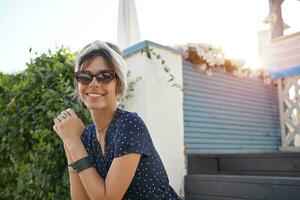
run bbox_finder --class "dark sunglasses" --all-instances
[75,70,115,85]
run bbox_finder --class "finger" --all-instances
[66,108,77,118]
[54,117,61,124]
[53,124,58,132]
[61,111,71,118]
[60,112,68,120]
[57,114,66,122]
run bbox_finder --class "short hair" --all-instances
[72,41,127,105]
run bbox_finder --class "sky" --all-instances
[0,0,299,74]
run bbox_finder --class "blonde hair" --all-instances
[72,41,127,104]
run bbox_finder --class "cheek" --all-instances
[108,81,117,95]
[78,85,86,97]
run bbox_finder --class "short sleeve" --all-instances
[114,113,153,158]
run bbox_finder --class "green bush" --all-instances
[0,46,141,199]
[0,47,141,200]
[0,47,96,199]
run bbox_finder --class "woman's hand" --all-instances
[53,108,85,145]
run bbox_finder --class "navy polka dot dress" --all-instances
[80,107,181,200]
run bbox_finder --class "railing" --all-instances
[278,77,300,152]
[262,31,300,152]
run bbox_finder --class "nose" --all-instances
[88,77,101,87]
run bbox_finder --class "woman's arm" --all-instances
[63,144,90,200]
[54,108,141,200]
[65,140,141,200]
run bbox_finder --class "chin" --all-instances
[85,102,108,110]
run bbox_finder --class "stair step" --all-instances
[188,153,300,176]
[185,174,300,200]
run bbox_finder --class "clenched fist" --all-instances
[53,108,85,144]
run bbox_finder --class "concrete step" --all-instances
[185,174,300,200]
[188,153,300,177]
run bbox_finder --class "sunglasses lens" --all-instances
[97,71,114,84]
[75,71,114,85]
[76,72,92,84]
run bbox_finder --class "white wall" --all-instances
[262,31,300,70]
[124,45,186,197]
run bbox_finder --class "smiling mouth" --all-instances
[86,93,105,97]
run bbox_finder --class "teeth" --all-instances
[87,93,104,97]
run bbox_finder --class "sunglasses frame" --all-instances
[75,70,115,85]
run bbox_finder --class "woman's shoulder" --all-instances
[118,108,143,122]
[117,108,147,130]
[113,108,153,158]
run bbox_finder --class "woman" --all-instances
[53,40,181,200]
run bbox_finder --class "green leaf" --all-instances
[163,66,170,73]
[168,78,174,82]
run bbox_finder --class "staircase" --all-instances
[185,153,300,200]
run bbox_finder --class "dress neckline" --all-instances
[93,107,121,158]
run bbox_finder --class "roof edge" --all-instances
[270,65,300,79]
[122,40,180,58]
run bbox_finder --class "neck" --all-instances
[90,104,117,137]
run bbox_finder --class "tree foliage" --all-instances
[0,45,142,199]
[0,47,93,199]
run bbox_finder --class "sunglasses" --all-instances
[75,70,115,85]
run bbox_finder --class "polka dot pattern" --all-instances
[81,107,181,199]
